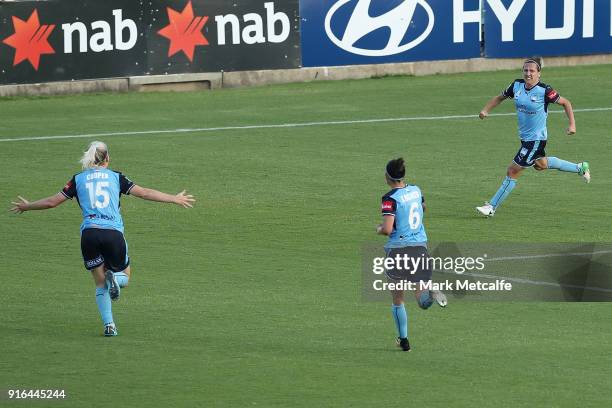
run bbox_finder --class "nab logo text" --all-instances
[62,9,137,53]
[1,8,138,70]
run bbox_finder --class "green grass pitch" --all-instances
[1,64,611,407]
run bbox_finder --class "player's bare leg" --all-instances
[91,264,106,287]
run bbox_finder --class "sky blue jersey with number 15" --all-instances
[61,168,135,233]
[381,185,427,250]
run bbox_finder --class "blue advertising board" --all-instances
[300,0,482,67]
[484,0,612,57]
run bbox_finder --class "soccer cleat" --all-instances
[396,337,411,352]
[104,324,118,337]
[578,162,590,183]
[432,290,448,308]
[105,270,120,301]
[476,202,495,217]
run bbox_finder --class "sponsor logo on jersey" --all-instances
[382,200,394,211]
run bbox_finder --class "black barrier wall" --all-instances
[0,0,301,85]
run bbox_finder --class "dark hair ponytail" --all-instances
[386,157,405,181]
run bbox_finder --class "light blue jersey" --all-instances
[502,80,560,141]
[61,168,135,233]
[381,185,427,250]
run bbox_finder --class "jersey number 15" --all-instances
[85,181,110,209]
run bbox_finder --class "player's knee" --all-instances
[91,266,106,286]
[392,291,404,306]
[534,161,547,171]
[535,157,548,170]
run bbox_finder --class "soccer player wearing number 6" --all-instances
[476,58,590,217]
[376,158,447,352]
[10,141,195,337]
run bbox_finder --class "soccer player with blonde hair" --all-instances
[11,141,195,336]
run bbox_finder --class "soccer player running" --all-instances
[476,58,590,217]
[376,158,446,352]
[10,141,195,336]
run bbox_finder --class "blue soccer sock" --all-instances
[546,157,580,173]
[114,272,129,288]
[490,176,517,209]
[95,287,114,326]
[391,304,408,339]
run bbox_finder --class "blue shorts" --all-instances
[513,140,547,168]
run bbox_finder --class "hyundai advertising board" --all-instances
[484,0,612,57]
[300,0,482,67]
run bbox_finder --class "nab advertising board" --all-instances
[484,0,612,57]
[0,0,145,84]
[0,0,300,85]
[146,0,300,75]
[300,0,482,67]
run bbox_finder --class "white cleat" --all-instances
[476,202,495,217]
[578,162,590,184]
[105,270,120,302]
[432,290,448,308]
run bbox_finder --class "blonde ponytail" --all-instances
[80,141,109,169]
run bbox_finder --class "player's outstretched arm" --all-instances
[557,96,576,135]
[130,185,195,208]
[10,193,68,214]
[479,95,506,119]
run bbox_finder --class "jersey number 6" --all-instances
[409,202,421,229]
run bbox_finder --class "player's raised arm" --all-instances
[129,185,195,208]
[10,192,68,214]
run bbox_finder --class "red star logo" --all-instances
[157,1,209,62]
[2,10,55,70]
